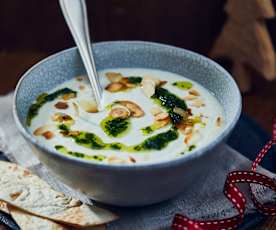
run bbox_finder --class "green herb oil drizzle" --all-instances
[59,127,178,152]
[55,145,106,162]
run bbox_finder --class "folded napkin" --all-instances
[0,93,274,230]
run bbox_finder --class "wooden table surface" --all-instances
[0,51,275,229]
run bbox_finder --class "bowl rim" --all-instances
[13,40,242,171]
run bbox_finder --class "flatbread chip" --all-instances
[9,206,69,230]
[0,161,118,227]
[0,201,9,214]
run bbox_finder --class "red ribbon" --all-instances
[172,118,276,230]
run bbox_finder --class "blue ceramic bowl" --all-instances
[13,41,241,206]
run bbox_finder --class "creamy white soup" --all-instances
[27,68,224,165]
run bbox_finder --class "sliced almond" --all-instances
[143,75,161,86]
[79,100,98,113]
[109,106,131,119]
[61,92,76,101]
[154,117,170,128]
[216,116,222,127]
[72,102,79,116]
[33,125,54,136]
[183,94,197,100]
[173,107,188,118]
[179,126,193,135]
[75,75,85,81]
[105,82,125,92]
[107,155,126,164]
[184,133,193,144]
[52,113,75,125]
[154,111,169,121]
[150,107,162,116]
[189,89,200,96]
[118,100,144,117]
[42,131,54,140]
[105,72,123,83]
[191,99,205,108]
[128,156,136,163]
[159,80,167,86]
[125,83,136,88]
[54,101,68,110]
[79,84,86,90]
[141,78,156,98]
[119,77,129,85]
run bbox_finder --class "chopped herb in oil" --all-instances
[100,116,130,137]
[58,126,178,152]
[172,81,193,90]
[127,76,142,84]
[55,145,106,162]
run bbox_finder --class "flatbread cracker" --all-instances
[9,206,69,230]
[0,200,9,214]
[0,161,118,227]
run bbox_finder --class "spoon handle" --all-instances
[59,0,103,107]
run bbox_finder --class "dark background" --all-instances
[0,0,276,131]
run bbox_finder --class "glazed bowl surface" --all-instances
[13,41,241,206]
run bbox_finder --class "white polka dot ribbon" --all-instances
[172,118,276,230]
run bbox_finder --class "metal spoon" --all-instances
[59,0,103,108]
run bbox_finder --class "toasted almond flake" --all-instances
[75,75,85,81]
[154,112,169,121]
[52,113,75,125]
[79,100,98,113]
[143,75,161,86]
[159,80,167,86]
[150,107,162,116]
[79,84,86,90]
[62,92,76,101]
[54,101,68,110]
[128,156,136,163]
[154,117,170,128]
[173,107,188,118]
[72,102,79,116]
[183,94,197,100]
[33,125,54,136]
[191,99,205,108]
[141,78,155,98]
[105,72,123,83]
[109,106,130,119]
[118,101,144,117]
[105,82,125,92]
[184,133,193,144]
[42,131,54,140]
[125,83,136,88]
[216,116,222,127]
[107,155,126,164]
[119,77,129,85]
[189,89,200,96]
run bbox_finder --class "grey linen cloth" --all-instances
[0,93,274,229]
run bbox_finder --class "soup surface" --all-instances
[27,68,224,165]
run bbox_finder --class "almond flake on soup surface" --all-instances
[105,72,123,83]
[54,101,69,110]
[189,89,200,96]
[105,82,125,92]
[117,101,144,117]
[109,106,131,119]
[141,78,156,98]
[79,100,98,113]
